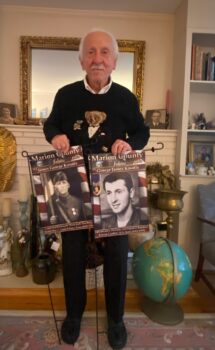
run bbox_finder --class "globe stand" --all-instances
[141,237,186,326]
[142,296,184,325]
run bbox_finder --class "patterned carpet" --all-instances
[0,313,215,350]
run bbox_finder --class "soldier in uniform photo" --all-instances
[147,110,166,129]
[47,171,84,225]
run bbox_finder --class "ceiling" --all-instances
[0,0,183,14]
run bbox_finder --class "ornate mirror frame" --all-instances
[20,36,145,124]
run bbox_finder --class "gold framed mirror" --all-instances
[20,36,145,124]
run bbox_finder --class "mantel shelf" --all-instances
[180,174,215,179]
[187,129,215,133]
[190,80,215,84]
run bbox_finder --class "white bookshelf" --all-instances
[172,0,215,268]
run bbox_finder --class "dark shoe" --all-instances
[107,320,127,349]
[61,317,81,344]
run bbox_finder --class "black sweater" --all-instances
[43,80,150,155]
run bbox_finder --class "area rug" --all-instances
[0,313,214,350]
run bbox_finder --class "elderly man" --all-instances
[43,29,150,349]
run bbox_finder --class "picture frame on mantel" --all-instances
[144,109,169,129]
[188,141,215,167]
[0,103,17,125]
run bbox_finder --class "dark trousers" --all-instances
[61,230,128,323]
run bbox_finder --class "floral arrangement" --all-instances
[146,162,177,190]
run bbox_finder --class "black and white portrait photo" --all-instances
[45,170,85,225]
[145,109,167,129]
[0,103,17,125]
[89,151,149,238]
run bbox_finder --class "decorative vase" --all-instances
[32,252,56,284]
[156,189,187,239]
[0,225,13,276]
[11,228,29,277]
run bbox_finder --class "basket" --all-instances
[85,264,104,290]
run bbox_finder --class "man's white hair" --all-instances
[79,28,119,60]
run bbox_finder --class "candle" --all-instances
[2,198,12,217]
[18,175,29,202]
[166,89,171,115]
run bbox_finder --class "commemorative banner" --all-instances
[88,150,149,238]
[28,146,93,234]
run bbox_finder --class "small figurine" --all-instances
[194,113,207,130]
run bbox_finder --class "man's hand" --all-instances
[111,139,132,155]
[51,134,70,153]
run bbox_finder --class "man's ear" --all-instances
[113,57,117,70]
[79,56,85,71]
[130,187,135,199]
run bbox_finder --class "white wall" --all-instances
[0,5,174,115]
[188,0,215,28]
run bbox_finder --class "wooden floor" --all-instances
[0,275,214,313]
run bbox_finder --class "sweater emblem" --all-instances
[73,120,83,130]
[85,110,107,138]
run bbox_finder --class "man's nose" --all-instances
[93,51,103,63]
[111,194,117,202]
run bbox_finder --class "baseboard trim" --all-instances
[0,287,142,311]
[0,286,214,313]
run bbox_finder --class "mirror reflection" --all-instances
[20,36,145,123]
[32,49,134,119]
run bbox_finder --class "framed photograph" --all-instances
[144,109,168,129]
[0,103,17,124]
[188,141,215,167]
[28,146,93,234]
[89,151,149,239]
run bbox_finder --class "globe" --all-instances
[132,237,192,303]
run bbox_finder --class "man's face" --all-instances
[152,112,161,123]
[54,180,70,195]
[79,32,117,89]
[105,179,133,214]
[2,108,11,116]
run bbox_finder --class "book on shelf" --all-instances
[191,44,215,81]
[190,43,196,80]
